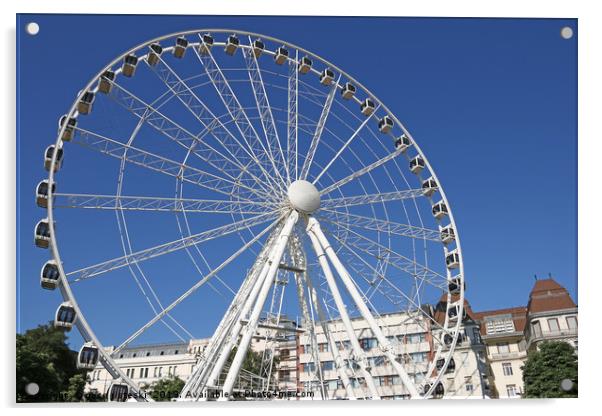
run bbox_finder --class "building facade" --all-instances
[475,278,578,398]
[85,278,576,400]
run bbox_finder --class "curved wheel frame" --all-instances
[43,28,466,401]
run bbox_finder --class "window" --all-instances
[327,380,338,390]
[173,366,177,375]
[407,333,426,344]
[280,370,291,382]
[280,349,290,359]
[160,351,164,356]
[502,362,513,376]
[566,316,578,330]
[303,362,316,373]
[144,368,149,378]
[465,377,473,392]
[472,327,482,343]
[174,350,179,355]
[531,321,542,338]
[139,368,144,378]
[154,367,158,377]
[485,316,515,334]
[318,343,329,352]
[321,361,334,371]
[410,352,427,363]
[497,342,510,354]
[506,384,518,397]
[146,352,151,357]
[548,318,560,332]
[359,338,378,350]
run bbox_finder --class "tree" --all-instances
[521,341,578,398]
[150,375,185,401]
[16,322,87,402]
[64,374,87,402]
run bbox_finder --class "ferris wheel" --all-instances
[34,29,466,401]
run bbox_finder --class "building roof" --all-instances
[527,278,576,314]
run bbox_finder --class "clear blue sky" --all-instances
[17,14,577,348]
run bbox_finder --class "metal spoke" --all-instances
[67,212,278,282]
[300,74,341,180]
[320,146,407,196]
[71,127,269,202]
[142,54,278,197]
[320,188,424,210]
[192,38,288,193]
[53,193,276,214]
[312,104,379,185]
[324,220,448,289]
[288,50,299,180]
[111,218,281,357]
[318,210,441,242]
[242,36,290,183]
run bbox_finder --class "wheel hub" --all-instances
[287,180,320,213]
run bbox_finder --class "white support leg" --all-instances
[202,258,272,397]
[307,217,420,398]
[220,211,299,399]
[301,263,356,400]
[306,223,381,400]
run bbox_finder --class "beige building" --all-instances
[85,278,576,400]
[474,278,577,399]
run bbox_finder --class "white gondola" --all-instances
[98,70,116,94]
[360,98,375,116]
[298,56,312,74]
[44,145,63,172]
[122,54,138,77]
[173,36,188,58]
[34,218,52,248]
[36,179,55,208]
[432,200,448,220]
[422,177,438,197]
[198,33,214,55]
[320,68,334,86]
[439,225,455,244]
[448,275,463,296]
[435,357,455,373]
[409,155,425,174]
[341,82,356,99]
[378,115,393,133]
[224,34,239,56]
[58,115,77,142]
[423,382,445,398]
[147,43,163,66]
[108,382,130,402]
[77,342,100,370]
[252,38,265,58]
[394,133,411,152]
[274,46,289,65]
[54,301,76,330]
[445,249,460,270]
[77,91,95,115]
[40,260,60,290]
[447,301,467,322]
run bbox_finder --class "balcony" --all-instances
[526,328,577,348]
[489,350,527,361]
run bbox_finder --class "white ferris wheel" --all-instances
[35,29,466,401]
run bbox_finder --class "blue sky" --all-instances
[17,14,577,348]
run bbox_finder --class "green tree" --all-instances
[64,374,87,402]
[150,375,185,401]
[521,341,578,398]
[16,322,87,402]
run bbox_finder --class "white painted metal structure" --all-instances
[38,29,465,401]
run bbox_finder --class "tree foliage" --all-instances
[522,341,578,398]
[16,322,87,402]
[150,375,185,401]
